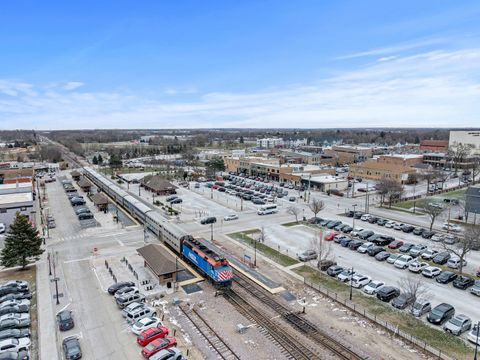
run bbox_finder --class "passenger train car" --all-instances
[83,167,233,286]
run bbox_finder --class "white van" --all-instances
[257,204,278,215]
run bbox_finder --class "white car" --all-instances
[131,316,162,335]
[447,257,467,269]
[421,249,439,260]
[442,223,462,232]
[0,223,5,234]
[394,255,414,269]
[393,223,404,230]
[351,274,371,288]
[0,299,30,308]
[408,261,429,273]
[360,214,372,221]
[0,337,30,353]
[350,228,364,237]
[430,234,444,242]
[468,324,480,345]
[337,268,356,282]
[386,253,401,264]
[357,242,374,254]
[421,266,442,278]
[385,221,396,228]
[363,280,385,295]
[223,214,238,221]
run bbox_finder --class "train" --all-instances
[83,167,233,287]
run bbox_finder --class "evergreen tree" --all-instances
[92,155,98,165]
[0,213,44,269]
[97,154,103,165]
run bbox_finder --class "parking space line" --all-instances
[116,239,124,246]
[92,267,107,293]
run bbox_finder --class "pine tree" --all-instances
[0,213,44,269]
[92,155,98,165]
[97,154,103,165]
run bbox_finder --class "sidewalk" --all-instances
[36,255,59,360]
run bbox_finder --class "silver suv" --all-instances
[125,305,157,325]
[298,250,317,262]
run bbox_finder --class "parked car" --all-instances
[341,225,353,233]
[402,225,415,233]
[200,217,217,225]
[132,317,163,335]
[376,218,388,226]
[443,314,472,336]
[56,310,74,331]
[367,246,384,257]
[107,281,135,295]
[430,234,445,242]
[327,265,344,277]
[223,214,238,221]
[348,240,364,250]
[453,276,475,290]
[351,275,371,288]
[375,251,391,261]
[386,253,401,264]
[318,260,337,271]
[337,269,356,282]
[350,227,364,237]
[0,338,30,354]
[422,266,442,278]
[0,317,29,331]
[334,234,349,243]
[411,299,432,317]
[442,223,462,232]
[62,336,82,360]
[137,326,169,347]
[421,249,439,260]
[388,241,404,250]
[413,227,425,236]
[432,252,451,265]
[0,329,30,342]
[470,281,480,296]
[408,261,428,273]
[340,238,353,247]
[357,242,374,253]
[114,286,139,299]
[436,271,458,284]
[0,305,28,317]
[385,221,396,228]
[394,255,414,269]
[376,286,400,302]
[468,324,480,345]
[298,250,317,262]
[392,293,414,309]
[148,347,183,360]
[422,231,436,239]
[77,212,93,220]
[363,280,385,295]
[358,230,374,240]
[398,243,415,253]
[141,337,177,358]
[324,232,338,241]
[447,257,467,269]
[409,244,428,257]
[427,303,455,325]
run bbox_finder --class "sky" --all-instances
[1,0,480,129]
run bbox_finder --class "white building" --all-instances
[285,138,308,148]
[231,149,246,158]
[449,131,480,155]
[0,192,34,230]
[256,138,284,148]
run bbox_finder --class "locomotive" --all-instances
[83,167,233,286]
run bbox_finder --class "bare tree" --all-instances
[309,229,333,269]
[257,226,268,243]
[423,202,446,231]
[308,198,325,219]
[442,225,480,274]
[397,275,430,310]
[287,205,301,223]
[447,143,473,175]
[471,156,480,185]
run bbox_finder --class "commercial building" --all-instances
[303,175,349,192]
[0,192,35,229]
[0,168,34,185]
[449,131,480,155]
[279,150,323,165]
[256,138,284,149]
[349,155,419,184]
[419,140,449,152]
[465,185,480,221]
[323,145,373,165]
[137,244,184,288]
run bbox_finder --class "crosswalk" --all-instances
[53,233,90,243]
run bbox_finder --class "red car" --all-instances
[137,326,169,347]
[324,232,338,241]
[388,240,404,249]
[141,337,177,358]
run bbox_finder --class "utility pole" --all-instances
[349,267,354,301]
[210,222,213,241]
[475,321,479,360]
[352,204,357,230]
[254,238,257,267]
[364,182,368,213]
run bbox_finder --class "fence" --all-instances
[303,278,455,360]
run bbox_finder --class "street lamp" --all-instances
[352,204,357,230]
[474,321,479,360]
[349,267,354,301]
[210,222,214,241]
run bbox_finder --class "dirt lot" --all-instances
[0,265,37,360]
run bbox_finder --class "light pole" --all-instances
[474,321,479,360]
[352,204,357,230]
[349,267,354,301]
[254,237,257,267]
[364,182,368,213]
[413,181,416,214]
[210,222,213,241]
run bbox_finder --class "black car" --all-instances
[326,221,342,229]
[367,246,384,257]
[319,260,337,271]
[367,234,380,242]
[375,251,391,261]
[372,235,394,246]
[413,227,425,236]
[0,306,29,317]
[74,208,91,215]
[0,329,30,341]
[319,219,331,227]
[436,271,457,284]
[402,225,415,233]
[334,224,347,232]
[353,211,364,219]
[391,293,414,309]
[349,240,364,250]
[358,230,374,240]
[200,217,217,225]
[422,231,436,239]
[326,265,344,277]
[368,216,379,224]
[341,225,353,233]
[427,303,455,325]
[346,210,354,217]
[376,218,388,226]
[77,212,93,220]
[398,243,415,253]
[308,217,323,224]
[107,281,135,295]
[57,310,74,331]
[453,276,475,290]
[376,286,400,302]
[70,198,86,206]
[432,252,451,265]
[63,336,82,360]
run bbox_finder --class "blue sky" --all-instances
[1,0,480,129]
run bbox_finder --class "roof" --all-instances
[137,244,184,276]
[91,193,108,205]
[351,160,416,173]
[70,170,81,177]
[77,178,92,188]
[0,192,33,205]
[141,175,177,192]
[420,140,448,146]
[307,175,348,184]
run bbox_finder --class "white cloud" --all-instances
[63,82,84,90]
[0,48,480,129]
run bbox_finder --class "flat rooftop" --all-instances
[0,192,33,204]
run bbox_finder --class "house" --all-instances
[137,244,184,288]
[140,175,177,195]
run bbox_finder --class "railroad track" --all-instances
[224,289,320,360]
[179,304,241,360]
[233,271,365,360]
